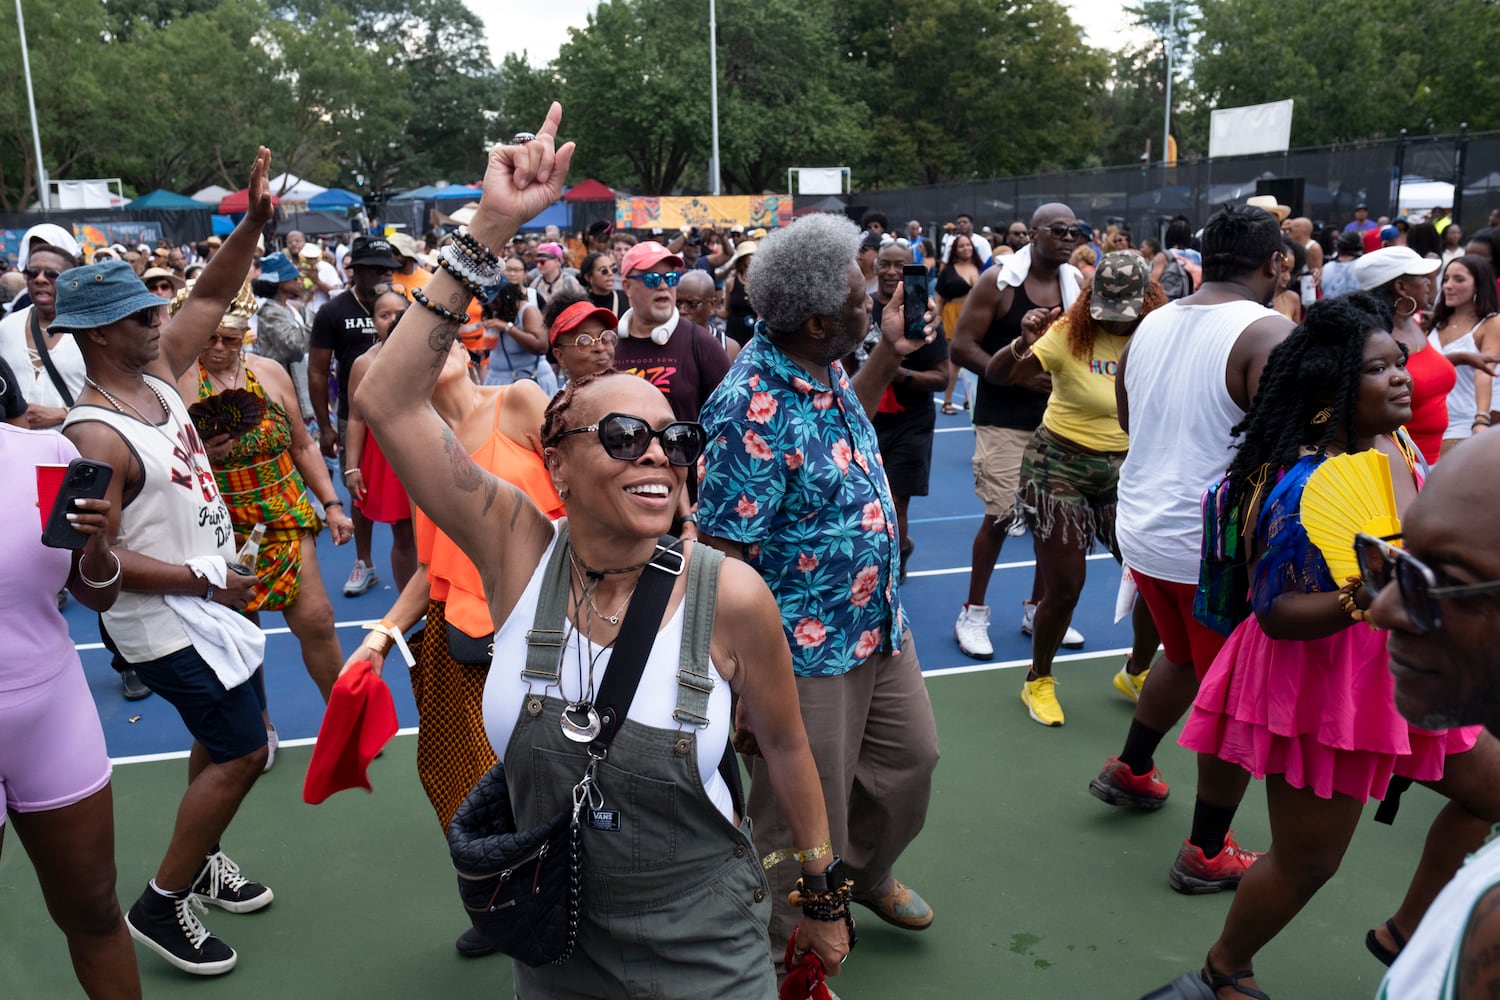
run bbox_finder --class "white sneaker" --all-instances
[954,604,994,659]
[1020,600,1085,648]
[343,560,378,596]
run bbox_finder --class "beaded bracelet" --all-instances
[1337,578,1369,622]
[437,245,504,304]
[412,287,467,324]
[454,227,500,266]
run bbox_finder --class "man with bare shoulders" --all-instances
[1088,204,1293,896]
[948,203,1086,667]
[1372,431,1500,999]
[58,151,278,976]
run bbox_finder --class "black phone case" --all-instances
[902,266,929,339]
[40,459,114,550]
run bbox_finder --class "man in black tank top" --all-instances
[948,204,1085,660]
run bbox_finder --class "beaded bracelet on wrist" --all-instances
[437,245,504,304]
[411,287,467,324]
[454,227,500,266]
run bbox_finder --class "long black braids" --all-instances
[1221,292,1399,513]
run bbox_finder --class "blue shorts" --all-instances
[130,646,268,764]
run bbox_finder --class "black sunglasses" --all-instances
[23,266,61,281]
[128,305,163,327]
[1355,532,1500,634]
[556,412,705,467]
[1040,225,1084,241]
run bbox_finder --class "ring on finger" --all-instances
[512,131,536,144]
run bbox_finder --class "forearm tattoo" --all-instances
[442,426,499,515]
[427,322,458,367]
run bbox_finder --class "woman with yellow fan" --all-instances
[1147,294,1500,1000]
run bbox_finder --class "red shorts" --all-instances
[1132,571,1227,680]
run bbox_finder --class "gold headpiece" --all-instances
[167,278,259,330]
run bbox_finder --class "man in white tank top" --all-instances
[58,153,279,977]
[1087,206,1294,894]
[1372,431,1500,999]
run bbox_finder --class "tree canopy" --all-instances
[1,0,1495,209]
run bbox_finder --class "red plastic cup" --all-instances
[36,464,69,530]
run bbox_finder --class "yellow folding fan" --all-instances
[1301,450,1401,581]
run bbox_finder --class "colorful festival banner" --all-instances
[616,195,792,232]
[1,222,164,263]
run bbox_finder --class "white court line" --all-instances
[934,426,974,434]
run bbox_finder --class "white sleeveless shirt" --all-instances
[1432,318,1491,441]
[63,374,236,662]
[1117,299,1277,584]
[482,522,734,822]
[1379,834,1500,999]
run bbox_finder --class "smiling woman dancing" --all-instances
[356,105,850,997]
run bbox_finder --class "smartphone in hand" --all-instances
[40,459,113,550]
[902,264,929,340]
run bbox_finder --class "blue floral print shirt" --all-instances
[696,327,904,677]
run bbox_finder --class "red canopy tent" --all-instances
[218,188,280,214]
[563,179,615,202]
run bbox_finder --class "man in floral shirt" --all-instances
[696,213,941,965]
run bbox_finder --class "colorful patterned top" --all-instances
[198,362,321,611]
[696,326,904,678]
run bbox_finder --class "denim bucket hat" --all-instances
[259,252,300,284]
[50,260,169,332]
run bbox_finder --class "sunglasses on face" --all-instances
[148,280,175,292]
[128,305,163,327]
[678,298,710,310]
[556,412,706,467]
[1040,225,1084,241]
[562,329,619,349]
[23,267,61,281]
[595,265,616,275]
[1355,533,1500,634]
[627,271,682,289]
[206,331,244,348]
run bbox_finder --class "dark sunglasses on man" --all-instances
[555,412,705,467]
[1355,532,1500,634]
[23,266,61,281]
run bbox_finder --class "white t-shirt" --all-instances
[1380,835,1500,999]
[307,260,344,316]
[0,306,87,408]
[1116,299,1277,584]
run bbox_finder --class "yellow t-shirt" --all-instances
[1030,317,1131,452]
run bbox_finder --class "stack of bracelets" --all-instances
[1337,577,1370,623]
[412,227,505,321]
[787,871,858,948]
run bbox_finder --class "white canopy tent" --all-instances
[191,184,233,205]
[1398,178,1455,214]
[269,172,328,205]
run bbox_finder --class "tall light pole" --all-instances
[1161,0,1175,168]
[16,0,50,209]
[708,0,722,196]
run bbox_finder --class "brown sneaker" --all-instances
[854,880,934,931]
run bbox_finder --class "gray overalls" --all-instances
[506,535,776,999]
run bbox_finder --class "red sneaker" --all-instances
[1089,755,1169,810]
[1169,831,1262,894]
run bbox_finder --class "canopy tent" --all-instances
[791,195,849,217]
[269,173,328,203]
[218,188,280,214]
[563,178,615,202]
[129,189,210,210]
[308,188,365,211]
[387,184,445,202]
[519,200,570,232]
[277,211,354,237]
[1398,178,1455,211]
[431,184,482,201]
[211,214,235,237]
[191,184,233,205]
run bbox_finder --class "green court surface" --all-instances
[1,656,1427,998]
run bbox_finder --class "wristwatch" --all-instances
[800,855,845,892]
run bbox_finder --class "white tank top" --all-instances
[1432,319,1490,440]
[1379,834,1500,999]
[63,374,236,662]
[1117,299,1277,584]
[482,523,734,822]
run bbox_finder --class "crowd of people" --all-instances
[5,104,1500,1000]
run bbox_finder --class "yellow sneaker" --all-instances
[1021,675,1064,727]
[1113,664,1150,703]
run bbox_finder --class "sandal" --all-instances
[1202,957,1271,999]
[1364,917,1407,967]
[941,403,958,415]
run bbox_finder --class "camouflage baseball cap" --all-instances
[1090,251,1151,322]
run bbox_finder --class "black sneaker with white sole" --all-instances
[126,885,237,976]
[191,851,274,914]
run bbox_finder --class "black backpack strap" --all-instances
[31,309,74,407]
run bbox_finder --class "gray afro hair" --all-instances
[747,214,860,338]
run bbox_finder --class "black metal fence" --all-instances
[842,130,1500,242]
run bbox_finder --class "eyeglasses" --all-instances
[1007,229,1028,238]
[556,412,706,467]
[206,331,245,347]
[561,329,618,349]
[627,271,682,289]
[148,281,175,292]
[23,267,61,281]
[1355,532,1500,634]
[595,265,616,275]
[1040,226,1084,241]
[128,305,163,327]
[678,298,710,310]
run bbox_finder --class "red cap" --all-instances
[620,240,683,277]
[302,660,399,804]
[549,301,618,345]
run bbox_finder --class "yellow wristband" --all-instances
[761,839,832,871]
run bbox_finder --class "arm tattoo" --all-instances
[442,427,499,515]
[427,321,458,367]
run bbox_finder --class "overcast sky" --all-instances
[467,0,1151,67]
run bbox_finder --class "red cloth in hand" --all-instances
[780,927,833,1000]
[302,660,398,804]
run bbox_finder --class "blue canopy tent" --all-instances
[518,200,570,232]
[308,188,364,210]
[388,183,482,202]
[129,189,210,210]
[211,215,235,236]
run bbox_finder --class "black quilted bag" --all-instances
[448,761,581,966]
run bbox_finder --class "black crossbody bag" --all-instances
[30,310,74,407]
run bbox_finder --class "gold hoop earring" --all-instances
[1312,407,1333,425]
[1395,294,1420,318]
